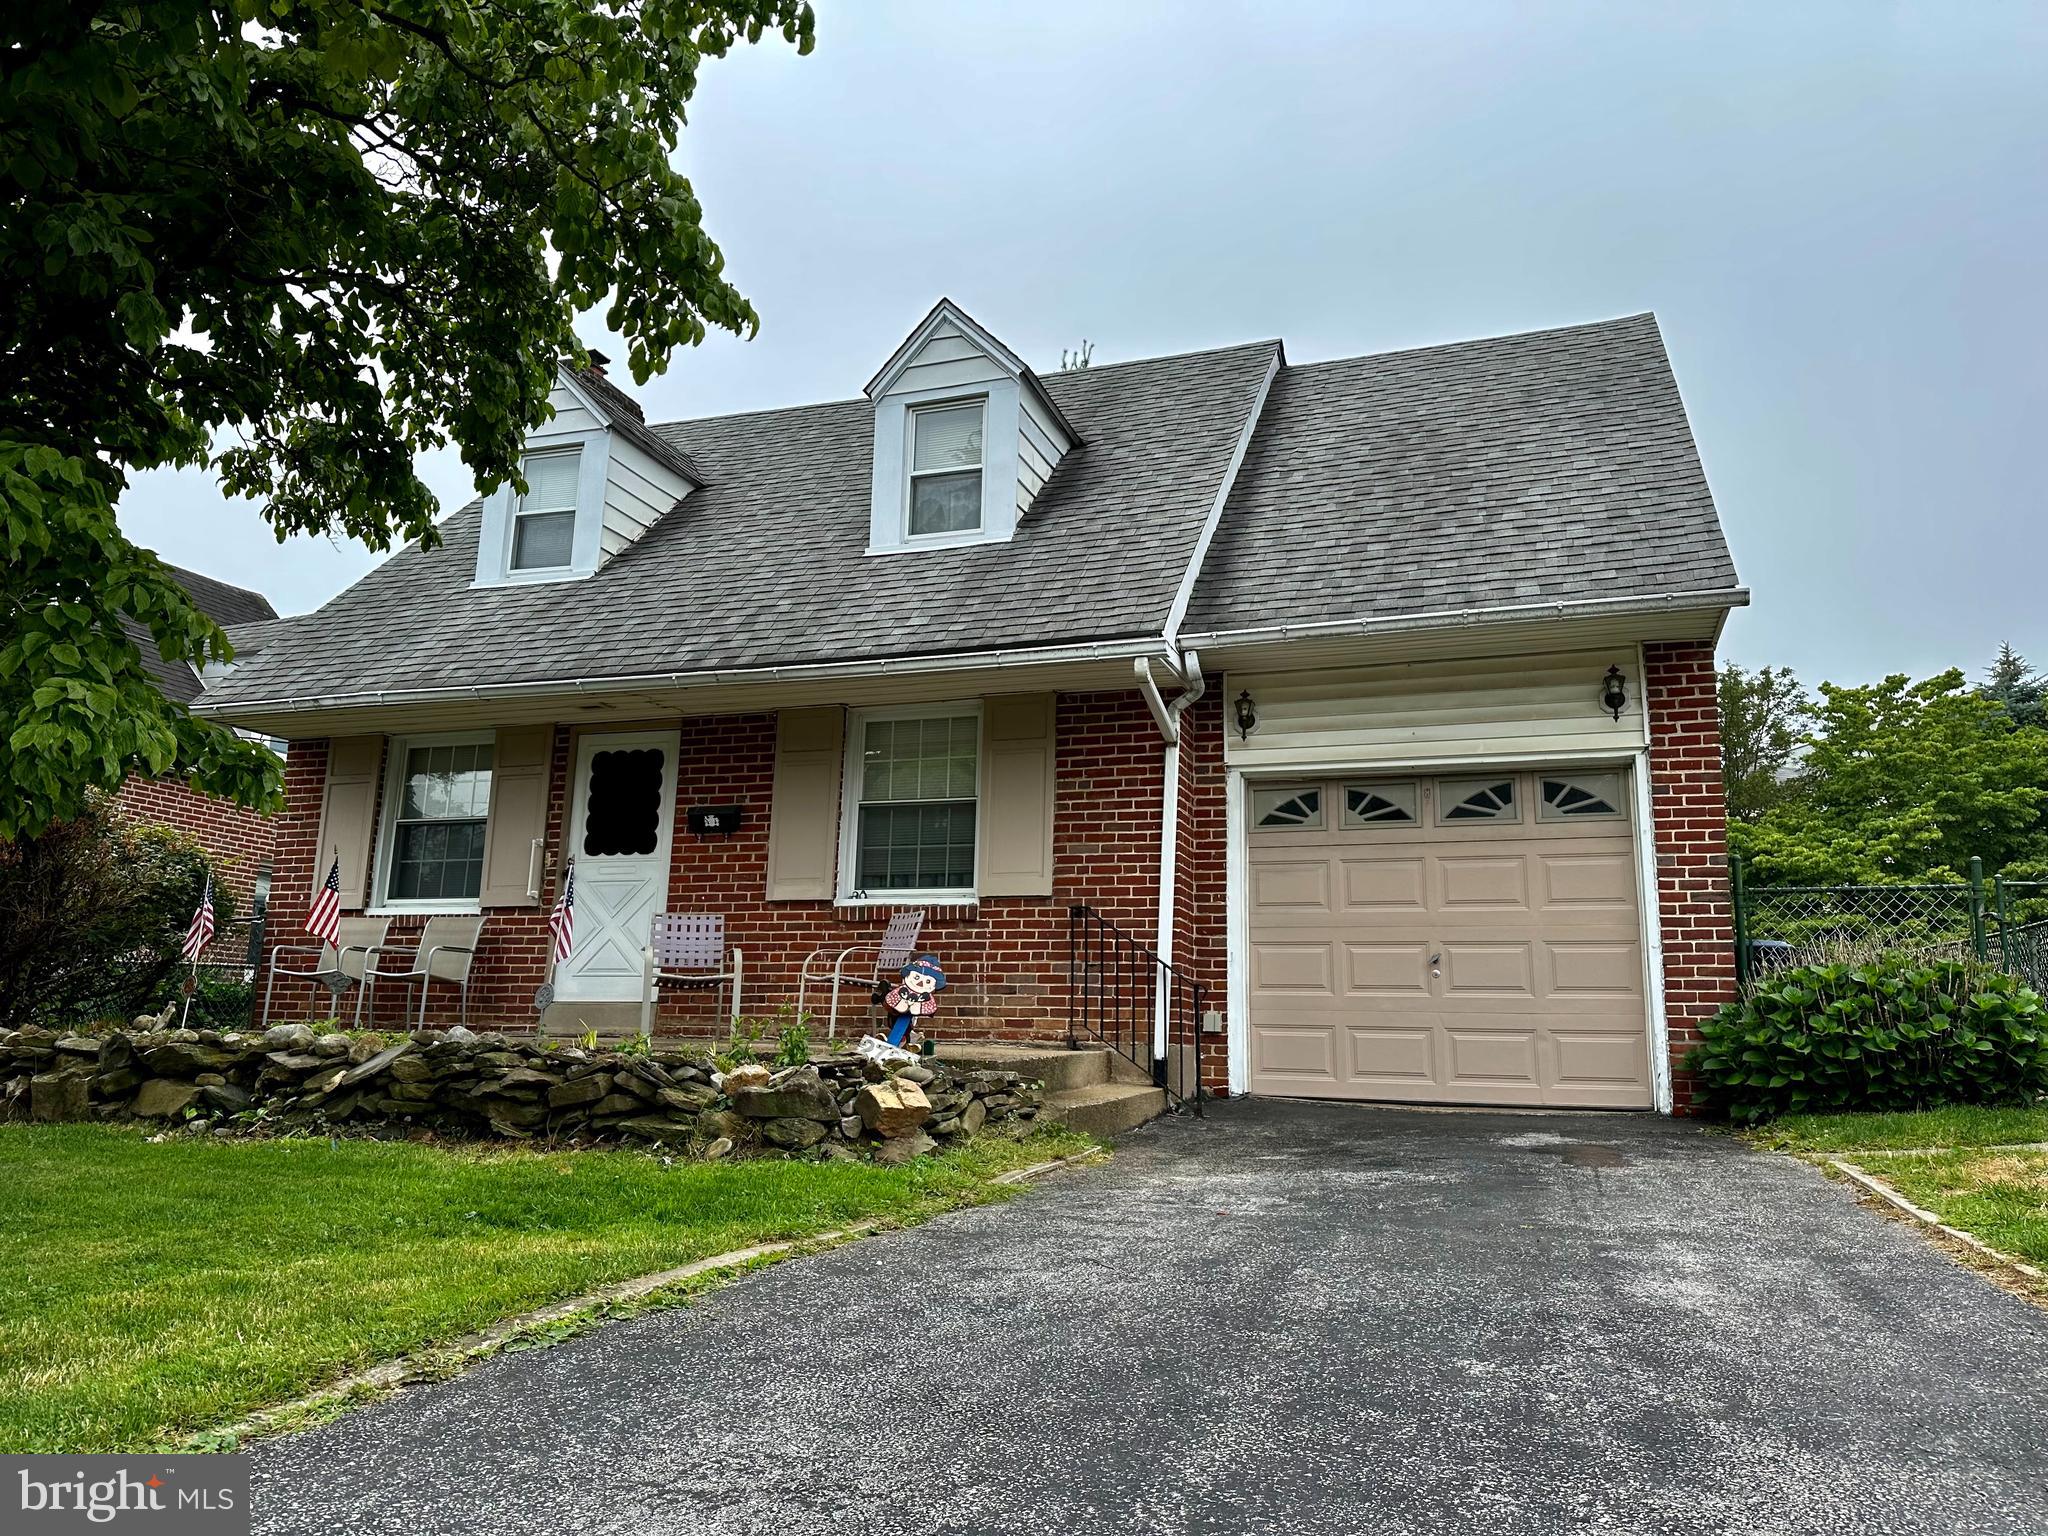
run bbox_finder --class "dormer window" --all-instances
[509,450,581,572]
[908,401,985,538]
[865,300,1079,556]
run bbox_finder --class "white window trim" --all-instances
[836,701,984,905]
[866,379,1023,555]
[471,428,609,588]
[506,447,583,576]
[370,730,495,914]
[903,398,987,543]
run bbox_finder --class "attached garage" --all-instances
[1244,767,1653,1109]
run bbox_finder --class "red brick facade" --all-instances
[113,774,278,916]
[260,690,1205,1059]
[256,643,1732,1108]
[1643,639,1738,1112]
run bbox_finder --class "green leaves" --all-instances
[2,0,812,836]
[1689,956,2048,1123]
[1730,669,2048,886]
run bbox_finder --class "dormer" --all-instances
[473,355,704,587]
[864,299,1079,555]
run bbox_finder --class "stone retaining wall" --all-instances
[0,1023,1043,1160]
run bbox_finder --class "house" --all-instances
[116,565,282,917]
[195,301,1745,1112]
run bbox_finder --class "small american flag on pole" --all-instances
[181,874,215,962]
[549,861,576,965]
[306,855,342,949]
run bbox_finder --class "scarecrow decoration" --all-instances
[882,954,947,1048]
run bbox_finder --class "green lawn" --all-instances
[1864,1148,2048,1268]
[1749,1105,2048,1154]
[0,1123,1091,1454]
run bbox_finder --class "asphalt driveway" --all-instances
[249,1101,2048,1535]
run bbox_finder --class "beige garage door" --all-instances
[1248,769,1651,1108]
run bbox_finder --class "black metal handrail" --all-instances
[1067,904,1206,1115]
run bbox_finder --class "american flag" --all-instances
[181,874,215,962]
[549,861,576,965]
[306,856,342,949]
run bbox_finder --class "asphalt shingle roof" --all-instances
[1180,313,1739,635]
[202,340,1281,705]
[197,312,1741,714]
[129,565,278,706]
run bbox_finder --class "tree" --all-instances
[1718,662,1812,823]
[1729,669,2048,885]
[0,0,814,840]
[1980,642,2047,730]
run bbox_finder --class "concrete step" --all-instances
[1043,1081,1168,1138]
[933,1042,1112,1093]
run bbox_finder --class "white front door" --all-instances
[556,730,680,1002]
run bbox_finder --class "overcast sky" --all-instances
[117,0,2047,689]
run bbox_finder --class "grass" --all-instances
[1747,1105,2048,1154]
[0,1122,1095,1454]
[1862,1148,2048,1268]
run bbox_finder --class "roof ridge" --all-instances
[1283,312,1659,374]
[647,337,1285,435]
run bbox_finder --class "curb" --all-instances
[182,1146,1104,1450]
[1828,1157,2047,1286]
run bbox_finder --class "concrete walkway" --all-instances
[250,1101,2048,1535]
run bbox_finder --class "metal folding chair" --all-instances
[796,907,926,1038]
[261,917,389,1026]
[641,913,745,1038]
[362,914,486,1027]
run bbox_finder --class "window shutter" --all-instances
[978,694,1055,897]
[480,726,552,907]
[766,707,844,900]
[317,736,383,910]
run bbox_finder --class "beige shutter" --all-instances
[480,725,552,907]
[317,736,383,910]
[978,694,1056,897]
[765,707,844,900]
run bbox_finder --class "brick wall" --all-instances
[260,691,1190,1052]
[1642,639,1737,1112]
[113,773,278,915]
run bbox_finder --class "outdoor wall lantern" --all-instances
[1600,665,1629,721]
[1234,690,1259,740]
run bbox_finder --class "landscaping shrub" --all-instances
[1688,955,2048,1123]
[0,794,224,1028]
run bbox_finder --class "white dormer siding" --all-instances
[865,302,1076,556]
[473,371,695,587]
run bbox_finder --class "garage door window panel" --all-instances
[1437,777,1519,825]
[1252,786,1324,830]
[1343,782,1418,826]
[1538,773,1626,821]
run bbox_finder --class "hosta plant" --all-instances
[1688,956,2048,1123]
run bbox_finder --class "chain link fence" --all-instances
[1733,857,2048,994]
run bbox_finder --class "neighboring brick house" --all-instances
[197,301,1746,1112]
[114,567,283,916]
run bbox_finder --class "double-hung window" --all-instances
[906,401,984,537]
[843,706,979,899]
[509,449,581,573]
[379,735,494,906]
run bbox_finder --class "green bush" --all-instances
[0,794,227,1028]
[1688,956,2048,1123]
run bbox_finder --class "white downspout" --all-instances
[1140,652,1206,1061]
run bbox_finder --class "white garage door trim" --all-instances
[1225,747,1671,1112]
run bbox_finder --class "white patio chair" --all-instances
[641,913,744,1039]
[796,907,926,1038]
[362,914,487,1028]
[261,917,390,1026]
